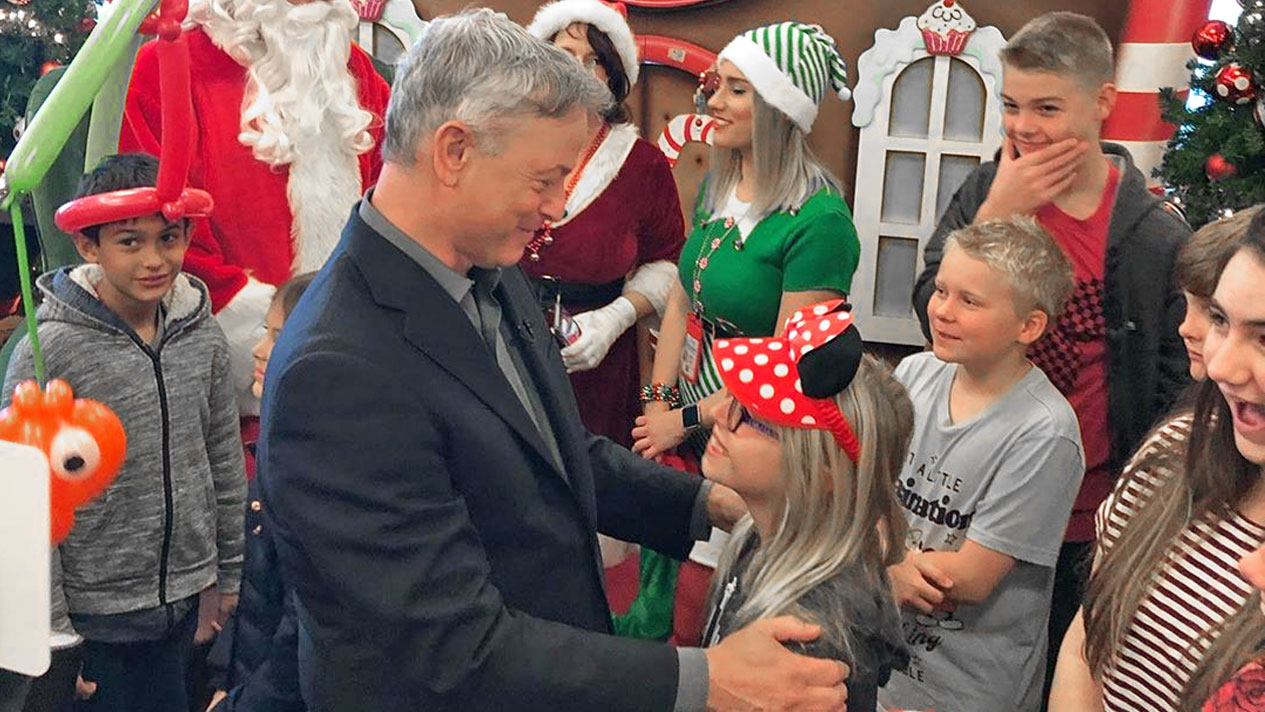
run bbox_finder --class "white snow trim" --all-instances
[624,259,676,319]
[527,0,640,85]
[851,16,1006,129]
[68,265,204,323]
[215,277,275,416]
[554,122,638,228]
[719,35,818,134]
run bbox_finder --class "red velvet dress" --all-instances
[520,126,684,446]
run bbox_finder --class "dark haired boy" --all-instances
[2,153,245,712]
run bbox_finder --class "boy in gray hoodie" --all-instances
[2,153,246,712]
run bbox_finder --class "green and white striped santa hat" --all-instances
[717,21,851,134]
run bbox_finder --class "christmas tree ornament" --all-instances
[1242,9,1265,47]
[1206,153,1237,180]
[1192,20,1234,60]
[1214,63,1257,105]
[5,0,31,6]
[39,60,60,76]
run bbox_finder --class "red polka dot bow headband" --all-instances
[713,299,863,462]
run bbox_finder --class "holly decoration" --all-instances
[1193,20,1234,61]
[1206,153,1237,180]
[1160,4,1265,227]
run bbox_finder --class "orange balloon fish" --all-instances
[0,380,126,544]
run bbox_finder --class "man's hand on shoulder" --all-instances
[975,136,1087,222]
[704,616,849,711]
[706,483,747,532]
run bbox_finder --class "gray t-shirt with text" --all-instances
[879,353,1084,712]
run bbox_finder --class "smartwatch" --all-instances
[681,403,701,431]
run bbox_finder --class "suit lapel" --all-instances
[344,214,569,485]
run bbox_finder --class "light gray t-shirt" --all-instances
[879,352,1084,712]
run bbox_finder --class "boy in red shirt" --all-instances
[912,11,1191,701]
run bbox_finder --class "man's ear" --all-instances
[430,121,476,188]
[1017,309,1050,346]
[1096,81,1118,122]
[71,233,99,263]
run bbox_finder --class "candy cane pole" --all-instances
[1102,0,1214,186]
[657,114,716,168]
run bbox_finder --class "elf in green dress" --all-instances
[627,21,862,645]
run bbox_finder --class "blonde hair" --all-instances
[1000,12,1113,88]
[710,355,911,658]
[945,216,1074,320]
[703,91,842,218]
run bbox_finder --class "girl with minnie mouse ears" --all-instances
[699,298,912,712]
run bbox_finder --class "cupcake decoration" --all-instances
[917,0,976,56]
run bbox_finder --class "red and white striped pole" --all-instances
[1102,0,1214,186]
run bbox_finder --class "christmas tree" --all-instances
[1159,1,1265,228]
[0,0,96,158]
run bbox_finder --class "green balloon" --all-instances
[2,0,158,202]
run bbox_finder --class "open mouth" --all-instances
[1226,394,1265,437]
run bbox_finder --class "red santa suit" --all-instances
[120,27,390,386]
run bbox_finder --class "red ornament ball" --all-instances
[1193,20,1234,60]
[77,16,96,33]
[1206,153,1238,181]
[39,61,60,77]
[1214,63,1258,105]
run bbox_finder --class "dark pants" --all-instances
[0,647,82,712]
[1042,540,1093,711]
[74,607,197,712]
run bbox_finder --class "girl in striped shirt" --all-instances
[1050,207,1265,711]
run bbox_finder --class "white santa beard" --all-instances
[287,133,362,274]
[201,0,371,274]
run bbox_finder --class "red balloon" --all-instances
[1206,153,1238,181]
[0,380,127,544]
[1193,20,1234,60]
[1214,63,1258,105]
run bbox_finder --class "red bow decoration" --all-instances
[53,0,213,234]
[714,299,862,461]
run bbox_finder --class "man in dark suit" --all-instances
[259,8,849,712]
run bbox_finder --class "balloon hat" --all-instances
[713,299,864,462]
[54,0,213,234]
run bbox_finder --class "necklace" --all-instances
[525,122,611,263]
[689,216,741,315]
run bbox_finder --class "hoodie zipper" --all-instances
[151,350,174,610]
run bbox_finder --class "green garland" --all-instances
[1158,11,1265,228]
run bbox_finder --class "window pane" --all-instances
[936,155,981,220]
[881,151,926,225]
[874,236,920,318]
[943,57,985,142]
[889,57,934,138]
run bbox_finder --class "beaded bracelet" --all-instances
[639,383,681,407]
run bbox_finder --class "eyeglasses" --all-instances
[725,397,778,440]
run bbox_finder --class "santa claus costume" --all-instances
[120,0,391,402]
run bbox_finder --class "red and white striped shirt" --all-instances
[1096,415,1265,712]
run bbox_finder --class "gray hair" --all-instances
[704,91,842,218]
[1000,11,1114,88]
[945,216,1074,320]
[382,8,612,164]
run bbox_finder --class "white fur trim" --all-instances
[719,35,818,134]
[553,122,638,228]
[527,0,639,85]
[623,259,676,319]
[215,278,275,416]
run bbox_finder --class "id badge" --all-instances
[681,312,704,385]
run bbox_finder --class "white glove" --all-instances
[623,260,677,319]
[561,296,637,373]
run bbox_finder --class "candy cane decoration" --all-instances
[1101,0,1214,186]
[657,114,716,168]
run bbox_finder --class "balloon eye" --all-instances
[50,427,102,480]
